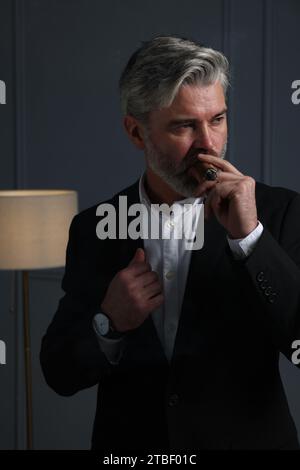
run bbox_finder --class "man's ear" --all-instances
[123,115,146,150]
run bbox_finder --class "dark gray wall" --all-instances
[0,0,300,449]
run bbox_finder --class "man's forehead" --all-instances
[150,83,226,122]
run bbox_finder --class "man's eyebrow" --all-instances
[167,108,227,126]
[167,118,195,126]
[213,107,227,117]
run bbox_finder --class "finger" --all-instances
[144,282,163,299]
[189,161,241,184]
[147,293,164,310]
[193,173,242,199]
[192,178,219,197]
[127,261,152,277]
[128,247,146,266]
[204,171,242,185]
[208,176,256,205]
[197,154,243,176]
[206,180,238,205]
[205,180,239,214]
[140,271,159,287]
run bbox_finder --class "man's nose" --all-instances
[193,123,214,151]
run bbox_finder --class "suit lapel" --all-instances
[117,179,144,266]
[170,213,228,367]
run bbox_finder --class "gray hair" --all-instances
[119,36,230,123]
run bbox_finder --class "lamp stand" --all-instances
[22,270,33,450]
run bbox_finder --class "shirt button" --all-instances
[264,286,272,296]
[168,393,179,407]
[167,220,175,229]
[256,271,265,282]
[268,293,277,304]
[260,280,268,290]
[165,271,175,280]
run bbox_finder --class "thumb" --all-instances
[129,247,146,266]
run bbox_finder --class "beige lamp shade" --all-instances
[0,190,78,270]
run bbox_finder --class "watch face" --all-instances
[93,313,110,336]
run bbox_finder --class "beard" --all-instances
[144,135,227,198]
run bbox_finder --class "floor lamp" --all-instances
[0,190,78,450]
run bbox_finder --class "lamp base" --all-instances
[22,270,33,450]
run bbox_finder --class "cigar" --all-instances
[189,159,219,181]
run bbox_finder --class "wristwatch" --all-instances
[93,313,124,340]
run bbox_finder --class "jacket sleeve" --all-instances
[243,193,300,365]
[40,214,117,396]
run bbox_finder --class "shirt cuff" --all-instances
[227,221,264,259]
[93,320,126,365]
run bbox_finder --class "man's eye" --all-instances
[212,115,225,124]
[171,123,194,133]
[180,123,193,128]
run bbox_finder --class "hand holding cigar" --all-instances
[191,153,258,239]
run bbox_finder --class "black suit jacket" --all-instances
[40,179,300,450]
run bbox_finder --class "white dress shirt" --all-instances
[94,173,264,364]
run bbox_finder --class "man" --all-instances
[40,36,300,451]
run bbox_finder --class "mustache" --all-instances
[179,149,219,172]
